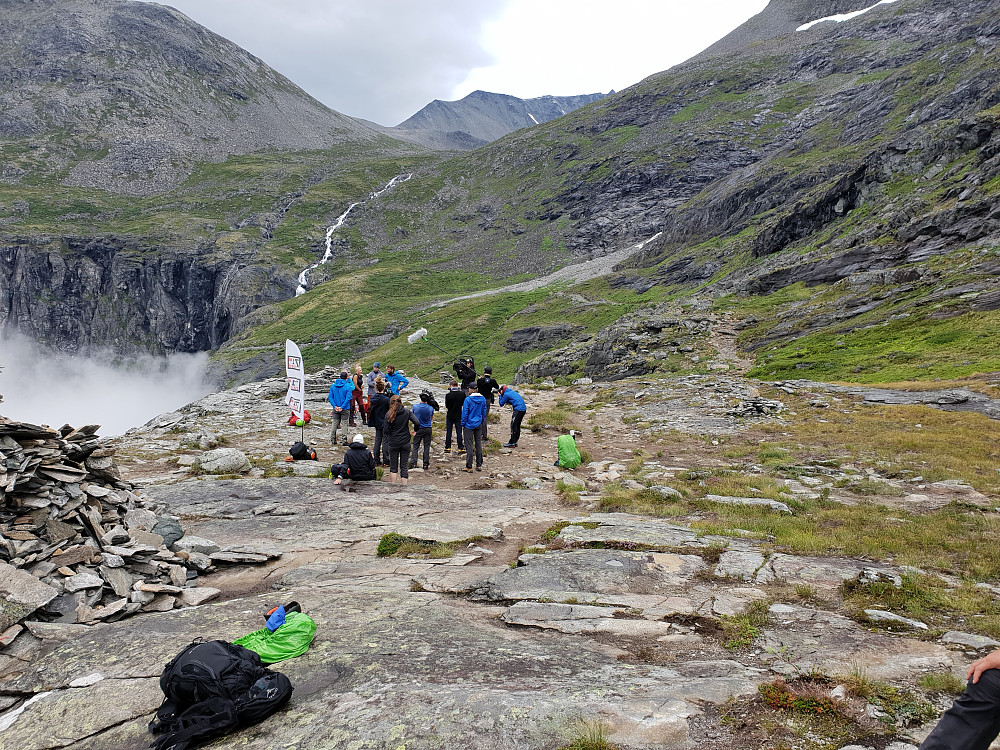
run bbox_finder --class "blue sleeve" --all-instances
[460,398,470,426]
[328,385,335,408]
[498,391,509,407]
[400,374,409,390]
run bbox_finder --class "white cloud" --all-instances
[0,332,212,437]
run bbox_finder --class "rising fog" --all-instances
[0,332,215,437]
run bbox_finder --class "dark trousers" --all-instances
[409,427,431,468]
[373,427,390,464]
[331,463,349,479]
[388,445,409,478]
[463,425,483,468]
[509,410,526,446]
[921,670,1000,750]
[482,402,491,439]
[445,417,464,449]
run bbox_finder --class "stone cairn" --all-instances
[0,418,276,646]
[727,396,785,418]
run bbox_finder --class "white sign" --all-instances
[284,340,305,418]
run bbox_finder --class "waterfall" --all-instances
[296,173,413,296]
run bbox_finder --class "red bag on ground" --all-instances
[288,410,311,425]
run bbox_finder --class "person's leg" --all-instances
[474,425,483,469]
[483,403,490,439]
[388,446,400,482]
[408,432,420,469]
[444,418,453,450]
[355,392,366,424]
[464,427,474,469]
[511,410,525,446]
[373,428,384,465]
[331,463,348,484]
[349,398,356,426]
[398,449,409,483]
[422,429,431,468]
[921,669,1000,750]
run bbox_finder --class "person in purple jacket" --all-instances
[460,383,488,472]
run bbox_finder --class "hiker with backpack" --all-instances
[384,394,419,483]
[327,370,354,446]
[409,390,440,472]
[368,378,391,465]
[331,434,377,486]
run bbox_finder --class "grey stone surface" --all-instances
[704,494,791,513]
[0,562,59,631]
[197,448,252,475]
[941,631,1000,649]
[864,610,929,630]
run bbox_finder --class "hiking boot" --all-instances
[503,443,516,448]
[463,467,473,472]
[422,465,429,471]
[476,465,482,472]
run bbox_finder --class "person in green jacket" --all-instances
[555,430,582,469]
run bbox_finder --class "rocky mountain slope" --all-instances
[372,90,608,150]
[0,0,381,196]
[4,0,1000,388]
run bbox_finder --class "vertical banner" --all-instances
[284,340,305,419]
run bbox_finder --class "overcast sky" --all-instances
[139,0,770,126]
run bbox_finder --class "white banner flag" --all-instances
[284,340,305,419]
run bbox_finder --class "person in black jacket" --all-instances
[384,395,420,484]
[443,381,466,453]
[331,435,376,486]
[367,379,392,466]
[453,357,476,394]
[475,366,500,440]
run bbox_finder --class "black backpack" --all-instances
[149,640,293,750]
[289,441,317,460]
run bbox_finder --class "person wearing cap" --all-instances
[476,366,500,439]
[409,390,440,471]
[498,384,527,448]
[460,382,488,472]
[366,362,382,399]
[331,434,377,486]
[327,370,354,446]
[453,357,477,394]
[384,364,409,395]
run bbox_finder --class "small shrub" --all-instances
[759,679,841,716]
[559,721,619,750]
[919,672,965,695]
[720,599,770,649]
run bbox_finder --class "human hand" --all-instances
[967,649,1000,683]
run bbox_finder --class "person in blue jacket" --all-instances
[460,383,488,472]
[327,370,354,446]
[408,390,440,471]
[498,385,527,448]
[384,364,409,395]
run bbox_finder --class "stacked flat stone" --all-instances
[0,418,275,645]
[727,397,785,417]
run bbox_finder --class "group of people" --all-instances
[323,358,532,483]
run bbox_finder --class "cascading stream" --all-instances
[296,173,413,296]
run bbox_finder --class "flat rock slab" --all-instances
[3,575,763,750]
[143,479,563,554]
[471,549,706,602]
[557,513,729,550]
[763,603,953,680]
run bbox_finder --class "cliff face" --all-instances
[0,237,293,354]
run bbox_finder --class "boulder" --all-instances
[197,448,252,475]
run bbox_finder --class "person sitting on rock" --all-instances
[331,435,376,486]
[554,429,582,469]
[919,648,1000,749]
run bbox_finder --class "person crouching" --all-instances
[331,434,376,487]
